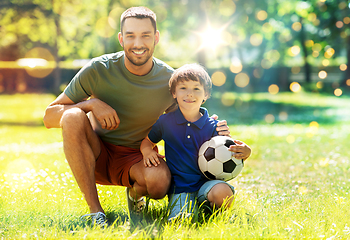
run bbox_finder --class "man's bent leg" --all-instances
[61,108,103,213]
[129,158,171,200]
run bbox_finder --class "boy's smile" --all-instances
[173,80,208,120]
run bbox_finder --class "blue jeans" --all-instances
[167,180,235,221]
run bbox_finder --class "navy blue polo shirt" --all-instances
[148,107,218,194]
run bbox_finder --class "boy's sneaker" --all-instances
[81,212,108,228]
[126,188,146,216]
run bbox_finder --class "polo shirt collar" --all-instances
[174,107,209,129]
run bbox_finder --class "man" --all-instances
[43,6,229,226]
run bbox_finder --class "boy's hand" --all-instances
[211,115,230,137]
[229,140,251,160]
[143,150,165,167]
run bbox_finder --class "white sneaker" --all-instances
[126,188,146,215]
[81,212,108,228]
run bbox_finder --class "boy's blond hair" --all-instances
[169,63,212,97]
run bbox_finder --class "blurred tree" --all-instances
[1,0,349,93]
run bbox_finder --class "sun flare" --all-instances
[198,26,226,51]
[195,20,232,53]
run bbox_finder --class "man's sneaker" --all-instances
[81,212,108,228]
[126,188,146,215]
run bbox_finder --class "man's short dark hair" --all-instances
[120,6,157,34]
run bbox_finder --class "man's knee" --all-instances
[146,160,171,199]
[61,108,89,133]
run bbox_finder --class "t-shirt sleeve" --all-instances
[148,117,164,144]
[64,60,97,103]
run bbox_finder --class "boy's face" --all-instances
[172,79,208,113]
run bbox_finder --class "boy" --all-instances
[140,64,251,220]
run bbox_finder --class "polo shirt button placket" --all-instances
[187,123,191,139]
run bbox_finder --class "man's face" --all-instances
[118,18,159,67]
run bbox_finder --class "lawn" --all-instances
[0,93,349,239]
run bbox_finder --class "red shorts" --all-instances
[94,138,143,188]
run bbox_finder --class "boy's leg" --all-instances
[198,180,235,209]
[167,192,197,221]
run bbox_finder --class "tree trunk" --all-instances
[299,17,311,84]
[340,36,350,86]
[53,13,61,95]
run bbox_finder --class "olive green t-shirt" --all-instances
[64,51,174,149]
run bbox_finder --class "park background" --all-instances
[0,0,350,239]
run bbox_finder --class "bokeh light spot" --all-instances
[340,64,347,71]
[336,21,344,28]
[316,81,323,89]
[334,88,342,97]
[290,82,301,93]
[219,0,236,16]
[344,17,350,24]
[18,47,55,78]
[250,33,263,46]
[256,10,268,21]
[319,158,329,167]
[286,135,295,144]
[289,46,301,56]
[279,111,288,121]
[318,70,327,79]
[230,57,242,73]
[322,59,330,67]
[346,79,350,86]
[265,50,280,63]
[291,66,301,74]
[324,47,335,58]
[253,68,263,78]
[261,59,273,69]
[309,121,319,128]
[268,84,279,95]
[292,22,302,31]
[265,114,275,124]
[307,121,319,136]
[234,72,250,88]
[96,17,115,38]
[305,39,314,47]
[298,186,308,195]
[221,92,235,106]
[293,124,303,134]
[5,159,36,190]
[212,71,226,86]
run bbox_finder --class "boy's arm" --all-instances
[229,140,251,160]
[140,137,165,167]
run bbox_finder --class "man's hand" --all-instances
[89,98,120,130]
[211,114,231,136]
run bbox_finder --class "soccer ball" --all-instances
[198,136,244,181]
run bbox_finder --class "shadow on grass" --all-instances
[0,121,44,127]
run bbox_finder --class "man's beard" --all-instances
[124,45,155,67]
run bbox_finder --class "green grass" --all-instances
[0,93,349,239]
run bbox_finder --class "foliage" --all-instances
[0,93,349,239]
[0,0,349,71]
